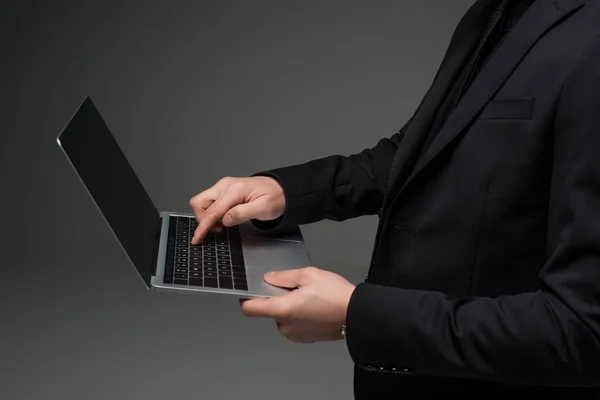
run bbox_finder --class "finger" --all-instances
[189,188,220,216]
[189,190,220,244]
[240,297,289,319]
[276,321,295,341]
[222,198,269,227]
[263,267,315,289]
[193,186,247,244]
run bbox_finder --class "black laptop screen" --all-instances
[58,97,160,287]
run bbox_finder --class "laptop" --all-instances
[56,97,311,298]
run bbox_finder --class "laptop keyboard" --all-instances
[163,216,248,291]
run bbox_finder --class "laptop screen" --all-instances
[57,97,160,287]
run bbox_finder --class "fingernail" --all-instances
[224,214,233,226]
[265,271,277,277]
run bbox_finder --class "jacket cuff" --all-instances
[250,168,309,230]
[345,282,418,375]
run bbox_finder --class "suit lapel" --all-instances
[381,0,497,212]
[369,0,497,277]
[389,0,584,204]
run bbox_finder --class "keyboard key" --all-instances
[174,279,188,285]
[205,271,217,278]
[204,266,217,273]
[234,283,248,291]
[190,272,202,278]
[176,257,188,263]
[232,266,246,274]
[204,261,216,267]
[190,256,201,262]
[218,269,231,277]
[189,278,203,286]
[175,268,187,273]
[219,277,233,289]
[217,245,228,251]
[234,278,247,286]
[191,261,201,267]
[218,265,230,272]
[204,278,218,288]
[175,273,187,279]
[217,255,229,261]
[191,266,201,272]
[203,256,216,262]
[204,251,216,257]
[190,246,202,251]
[191,251,202,257]
[176,263,187,268]
[217,250,229,256]
[218,260,230,266]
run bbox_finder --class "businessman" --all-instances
[190,0,600,397]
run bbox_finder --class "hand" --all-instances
[240,267,356,343]
[189,176,286,244]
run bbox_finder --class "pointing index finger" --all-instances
[192,189,245,244]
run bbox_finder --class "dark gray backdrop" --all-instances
[2,1,473,399]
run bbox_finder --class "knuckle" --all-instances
[228,180,245,192]
[218,176,233,186]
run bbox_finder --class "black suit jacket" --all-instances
[253,0,600,397]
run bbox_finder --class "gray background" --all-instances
[1,1,472,399]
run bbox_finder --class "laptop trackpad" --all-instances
[240,237,310,297]
[241,237,310,272]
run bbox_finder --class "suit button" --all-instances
[364,364,377,371]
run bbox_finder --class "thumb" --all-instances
[264,269,305,289]
[222,200,265,227]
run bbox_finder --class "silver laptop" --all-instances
[57,97,311,298]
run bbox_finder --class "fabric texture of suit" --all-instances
[252,0,600,397]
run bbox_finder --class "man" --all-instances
[189,0,600,397]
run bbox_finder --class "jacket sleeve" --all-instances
[250,117,413,230]
[344,38,600,386]
[249,0,487,231]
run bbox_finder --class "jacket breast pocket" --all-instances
[478,97,535,120]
